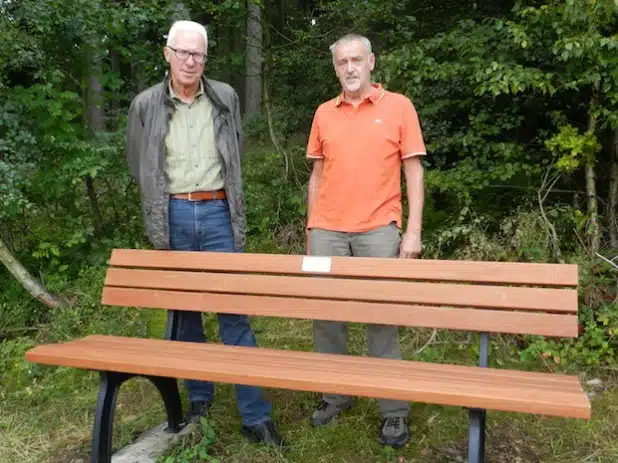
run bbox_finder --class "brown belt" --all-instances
[170,190,226,201]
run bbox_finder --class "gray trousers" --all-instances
[309,223,410,418]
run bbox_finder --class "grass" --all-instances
[2,309,618,463]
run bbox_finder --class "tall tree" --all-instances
[85,37,106,236]
[244,1,263,117]
[609,128,618,248]
[586,85,601,255]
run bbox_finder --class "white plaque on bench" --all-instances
[301,256,332,273]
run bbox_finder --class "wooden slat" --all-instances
[73,335,584,392]
[105,268,578,313]
[102,287,579,337]
[109,249,579,287]
[25,335,591,419]
[81,335,583,390]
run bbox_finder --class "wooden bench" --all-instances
[25,248,591,463]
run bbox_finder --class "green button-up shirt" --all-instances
[165,81,224,194]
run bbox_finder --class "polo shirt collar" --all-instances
[335,83,385,107]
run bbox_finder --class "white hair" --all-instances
[329,34,372,56]
[166,20,208,50]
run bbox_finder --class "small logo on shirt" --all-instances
[375,119,382,124]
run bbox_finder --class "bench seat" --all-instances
[26,334,590,419]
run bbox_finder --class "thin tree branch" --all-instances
[596,253,618,271]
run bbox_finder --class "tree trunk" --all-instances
[86,43,106,235]
[85,176,104,235]
[244,2,263,118]
[263,49,289,180]
[585,161,599,253]
[87,54,105,133]
[262,8,289,179]
[223,16,234,85]
[232,14,245,106]
[609,127,618,249]
[0,235,69,308]
[109,50,121,130]
[585,86,601,255]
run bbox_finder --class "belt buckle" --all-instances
[187,192,195,201]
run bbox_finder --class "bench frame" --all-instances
[92,371,183,461]
[90,311,187,462]
[27,250,590,463]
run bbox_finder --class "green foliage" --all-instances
[521,301,618,369]
[545,124,602,172]
[0,82,85,222]
[0,278,46,340]
[160,419,220,463]
[520,253,618,370]
[243,143,309,253]
[378,0,617,234]
[422,204,584,262]
[0,337,38,393]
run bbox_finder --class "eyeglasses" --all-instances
[167,46,207,64]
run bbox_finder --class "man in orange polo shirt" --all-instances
[306,33,426,448]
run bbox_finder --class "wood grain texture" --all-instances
[25,335,591,419]
[109,249,578,287]
[104,268,577,313]
[102,287,578,337]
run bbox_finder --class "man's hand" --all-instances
[399,230,421,259]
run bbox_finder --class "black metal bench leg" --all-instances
[467,331,489,463]
[91,372,133,463]
[147,376,185,432]
[468,408,486,463]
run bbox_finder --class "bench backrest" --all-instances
[102,249,579,338]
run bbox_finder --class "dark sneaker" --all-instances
[380,416,410,448]
[241,420,284,447]
[185,400,211,424]
[310,399,353,427]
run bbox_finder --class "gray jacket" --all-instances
[125,75,246,250]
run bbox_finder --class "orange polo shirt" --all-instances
[306,83,426,232]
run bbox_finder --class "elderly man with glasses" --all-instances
[125,20,283,447]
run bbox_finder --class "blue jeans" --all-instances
[168,198,272,426]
